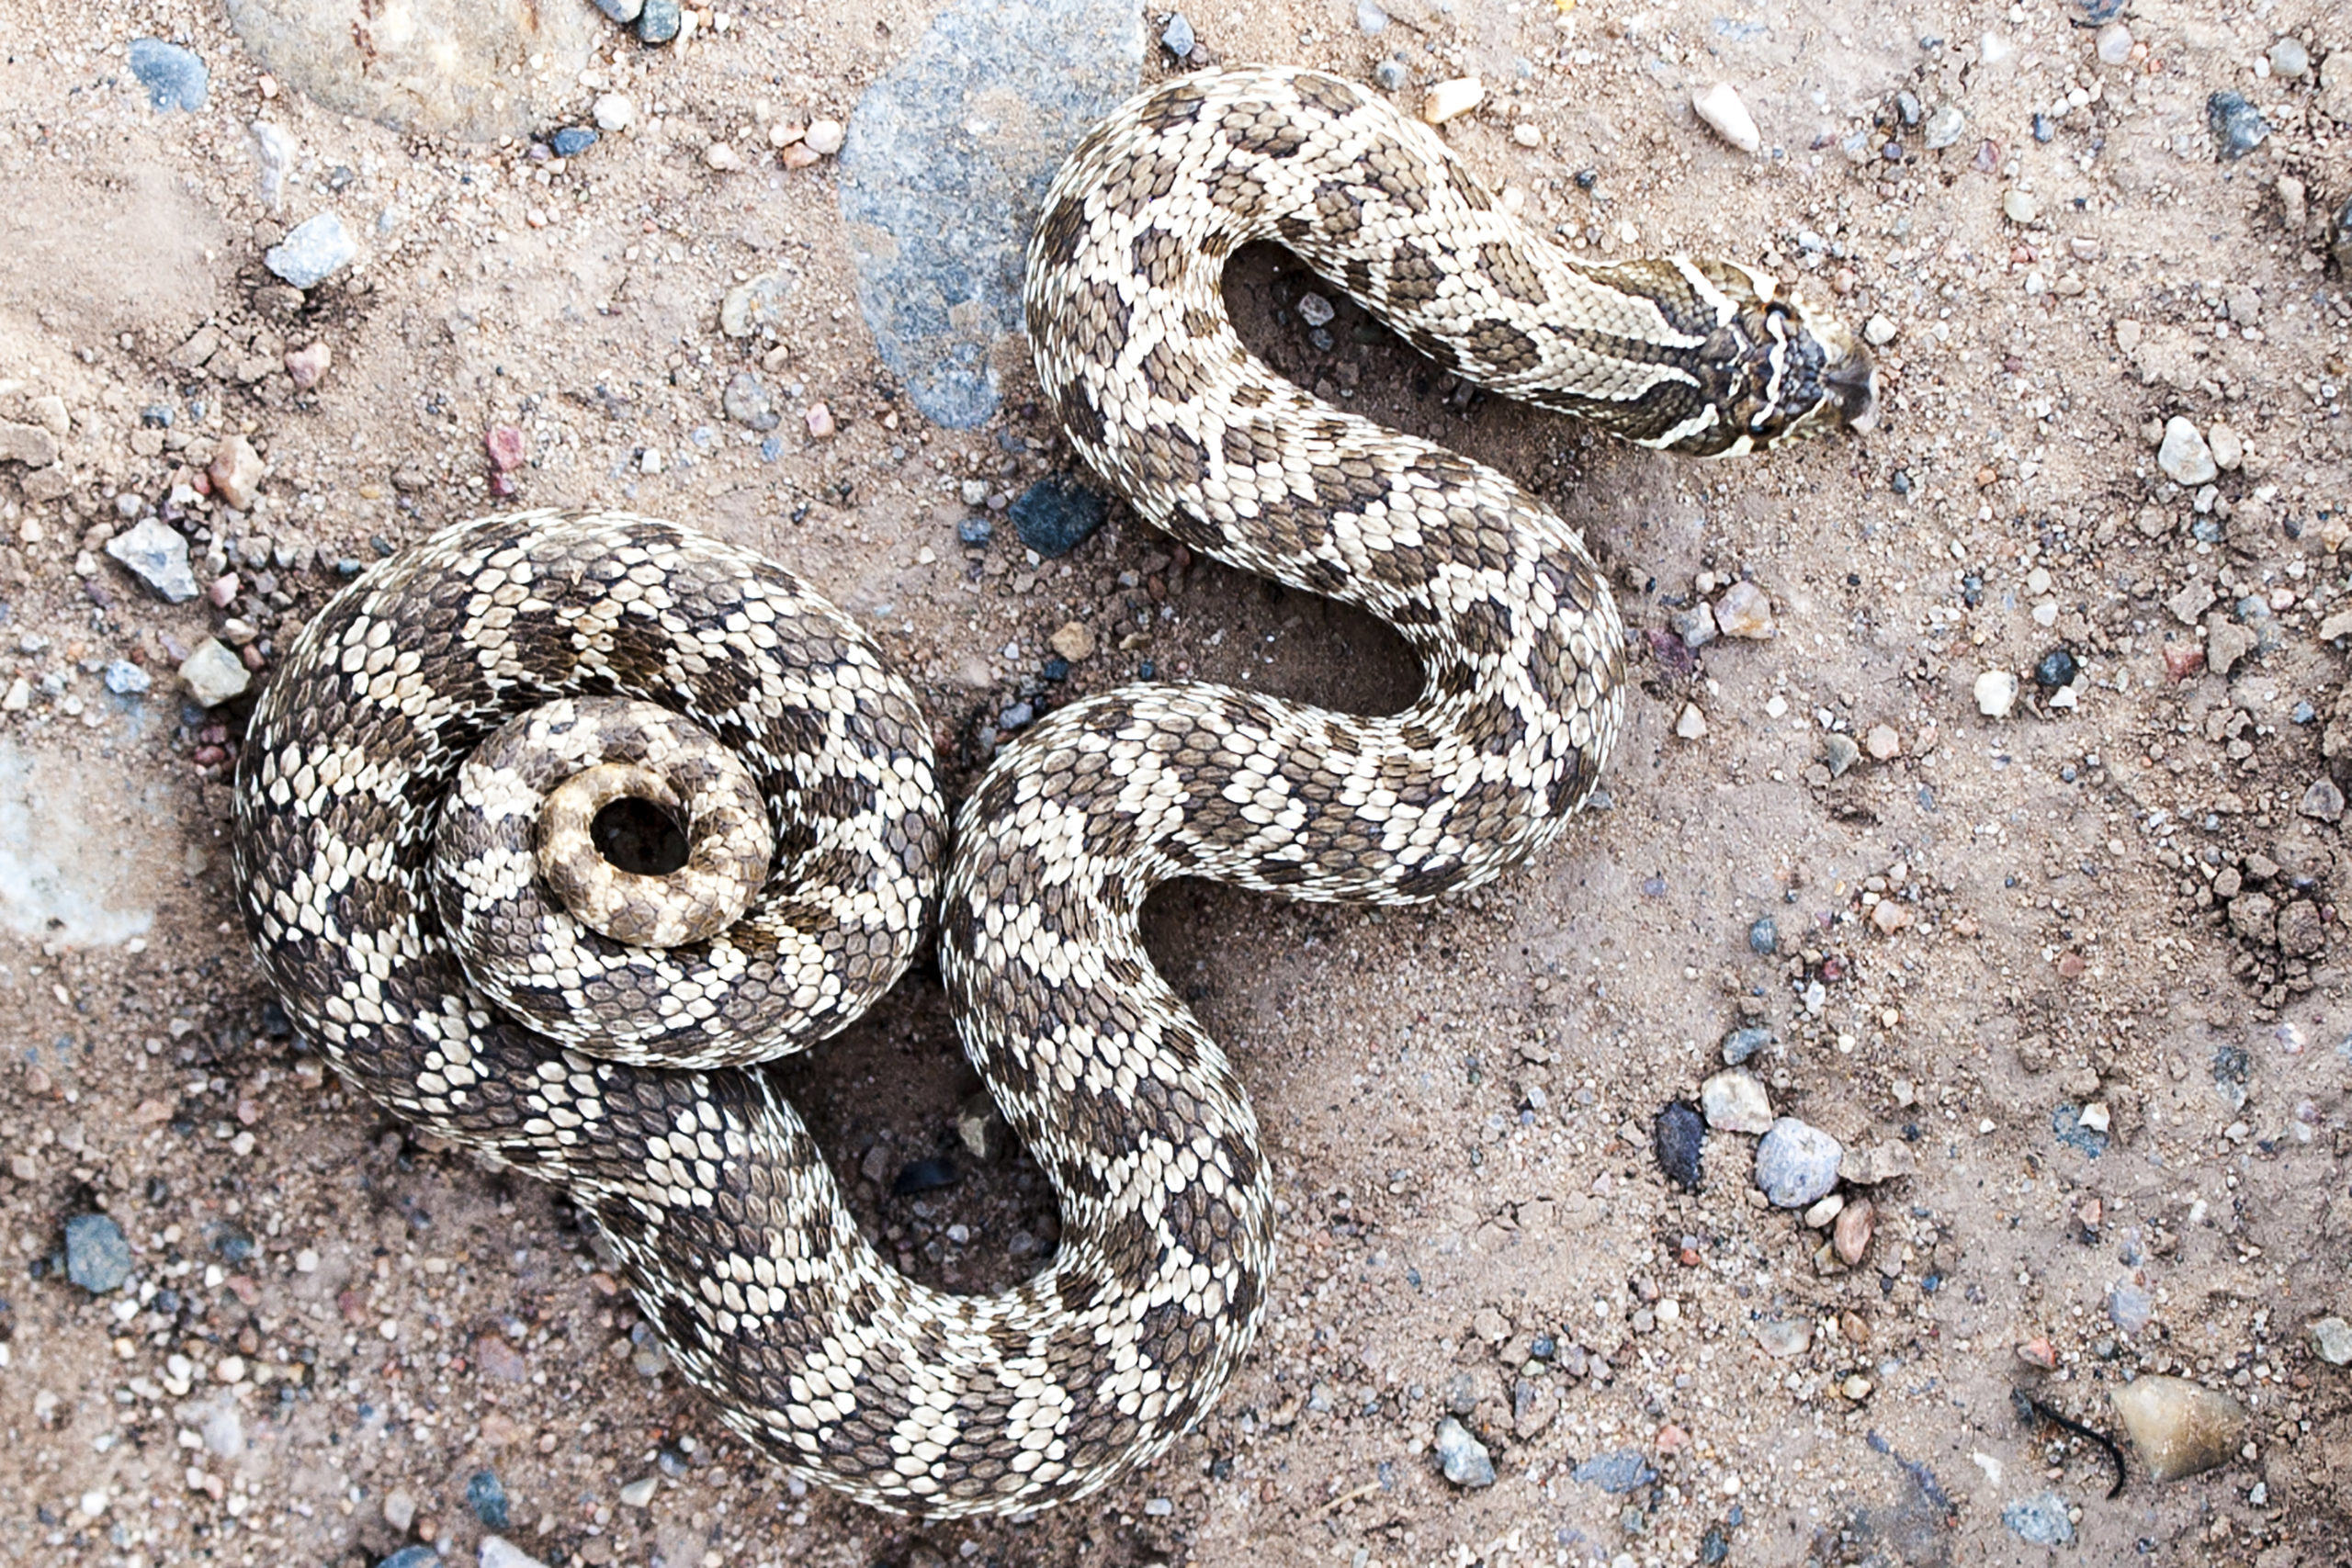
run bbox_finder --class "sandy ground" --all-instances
[1,1,2349,1565]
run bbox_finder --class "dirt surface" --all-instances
[2,2,2350,1566]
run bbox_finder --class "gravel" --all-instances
[1746,916,1778,956]
[723,370,780,431]
[178,638,253,706]
[467,1470,510,1529]
[1721,1024,1772,1064]
[127,39,209,112]
[266,212,356,288]
[1713,581,1774,637]
[2108,1280,2154,1333]
[2206,91,2268,159]
[63,1213,133,1292]
[2310,1316,2352,1365]
[1571,1449,1657,1493]
[1432,1416,1495,1487]
[480,1539,549,1568]
[1690,82,1760,153]
[105,517,199,603]
[637,0,683,44]
[1753,1118,1841,1207]
[2157,416,2218,484]
[2001,1491,2074,1546]
[1700,1070,1772,1134]
[1011,475,1109,558]
[1653,1100,1705,1189]
[1973,670,2018,717]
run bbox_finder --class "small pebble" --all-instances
[618,1476,659,1507]
[179,638,252,706]
[1863,313,1898,346]
[1374,59,1410,92]
[637,0,683,45]
[594,94,637,131]
[2206,91,2268,160]
[1921,104,1966,150]
[594,0,644,19]
[1753,1317,1812,1358]
[481,1539,551,1568]
[1754,1118,1841,1207]
[1654,1101,1705,1189]
[1863,723,1900,760]
[723,371,779,431]
[1160,12,1194,58]
[265,212,356,289]
[1049,621,1097,662]
[2157,416,2217,485]
[2267,38,2310,82]
[1010,474,1108,558]
[1571,1450,1657,1494]
[803,118,846,157]
[2206,421,2243,471]
[1675,703,1708,739]
[378,1549,441,1568]
[2001,188,2041,224]
[1670,601,1717,649]
[2108,1280,2154,1334]
[1713,581,1773,637]
[1432,1416,1495,1487]
[64,1213,133,1292]
[1700,1071,1772,1135]
[1821,732,1860,778]
[1690,82,1760,153]
[805,402,836,439]
[956,516,993,547]
[551,126,599,157]
[467,1471,510,1529]
[103,660,152,696]
[1421,78,1485,126]
[105,517,199,603]
[703,141,745,172]
[2033,648,2078,689]
[2310,1316,2352,1366]
[1802,1193,1844,1228]
[209,434,268,510]
[285,341,332,390]
[1356,1,1388,35]
[2095,22,2132,65]
[1722,1023,1773,1064]
[484,424,526,473]
[1973,670,2018,718]
[1296,292,1335,327]
[127,38,209,113]
[1833,1198,1874,1264]
[2002,1491,2074,1547]
[384,1488,417,1531]
[2109,1375,2245,1481]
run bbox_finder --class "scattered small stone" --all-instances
[1747,915,1778,956]
[2207,91,2268,160]
[179,639,253,706]
[1356,2,1389,36]
[480,1539,550,1568]
[1921,104,1967,150]
[2206,421,2243,471]
[1821,732,1860,779]
[719,272,797,339]
[2001,188,2041,224]
[891,1158,956,1196]
[1754,1118,1841,1208]
[1654,1100,1704,1190]
[1160,12,1194,58]
[1011,475,1108,558]
[1296,292,1335,328]
[594,0,643,19]
[1049,621,1097,661]
[2109,1375,2245,1481]
[1675,703,1708,740]
[384,1489,418,1531]
[64,1213,133,1292]
[618,1476,659,1507]
[955,1091,1009,1162]
[1973,670,2019,718]
[2002,1491,2074,1547]
[104,660,152,697]
[1721,1024,1773,1065]
[128,38,209,112]
[1752,1317,1812,1358]
[284,341,332,390]
[1669,601,1717,649]
[1863,723,1900,760]
[1863,313,1898,346]
[804,118,846,157]
[2033,648,2078,689]
[378,1548,441,1568]
[467,1471,510,1530]
[1838,1142,1916,1185]
[265,212,356,289]
[105,518,199,603]
[2095,22,2133,65]
[1713,581,1773,637]
[1802,1192,1844,1228]
[2206,619,2256,678]
[1572,1450,1657,1494]
[1833,1198,1874,1265]
[485,424,526,474]
[1373,59,1409,92]
[0,421,58,468]
[956,516,993,547]
[1422,78,1485,125]
[2298,779,2344,823]
[722,371,779,432]
[2311,1316,2352,1366]
[2157,416,2218,485]
[1432,1416,1495,1487]
[209,434,268,509]
[595,93,636,131]
[703,141,745,171]
[637,0,683,44]
[1700,1071,1772,1134]
[804,402,836,439]
[2108,1280,2154,1334]
[1690,82,1761,153]
[551,126,599,158]
[2268,37,2311,81]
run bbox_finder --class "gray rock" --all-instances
[265,213,356,289]
[103,660,152,696]
[1921,104,1966,150]
[1432,1416,1495,1487]
[1747,915,1778,955]
[1571,1449,1656,1494]
[225,0,602,141]
[1754,1117,1841,1207]
[1160,12,1194,57]
[105,517,199,603]
[1721,1024,1772,1065]
[2268,38,2310,81]
[1011,474,1108,558]
[836,0,1143,427]
[64,1213,133,1292]
[593,0,644,19]
[1821,731,1860,778]
[638,0,682,44]
[2310,1315,2352,1366]
[2157,416,2217,485]
[719,272,797,339]
[1751,1316,1812,1358]
[1653,1100,1703,1189]
[1668,601,1717,649]
[2108,1280,2154,1334]
[1357,1,1389,36]
[128,39,209,112]
[722,371,779,432]
[2208,91,2268,159]
[179,639,252,706]
[2001,1491,2074,1547]
[1374,59,1409,92]
[2298,779,2343,823]
[2109,1375,2244,1481]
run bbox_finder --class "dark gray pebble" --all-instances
[467,1470,509,1529]
[1374,59,1409,91]
[1747,915,1778,955]
[594,0,644,19]
[2051,1103,2108,1158]
[1721,1025,1773,1065]
[1572,1449,1657,1494]
[958,515,994,547]
[2034,647,2078,688]
[378,1550,442,1568]
[128,39,208,112]
[2207,91,2268,160]
[1011,475,1108,558]
[638,0,682,44]
[1653,1102,1704,1190]
[551,126,599,157]
[65,1213,133,1293]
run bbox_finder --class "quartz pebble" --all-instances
[1713,581,1773,637]
[2267,38,2310,81]
[1863,723,1900,760]
[2002,188,2041,224]
[1921,104,1966,150]
[2108,1280,2154,1333]
[2206,421,2243,471]
[2311,1315,2352,1366]
[284,341,332,390]
[1433,1416,1495,1486]
[594,93,636,130]
[617,1476,659,1507]
[1754,1118,1841,1207]
[2109,1376,2245,1481]
[804,118,846,157]
[179,638,253,706]
[1674,703,1708,739]
[2095,22,2132,65]
[209,434,268,509]
[265,212,356,289]
[1700,1070,1772,1134]
[1049,621,1098,661]
[1422,78,1485,125]
[383,1489,417,1530]
[481,1539,550,1568]
[105,517,199,603]
[1752,1317,1812,1358]
[1863,313,1898,346]
[1690,82,1760,152]
[1973,669,2018,718]
[1669,601,1717,649]
[2157,416,2217,485]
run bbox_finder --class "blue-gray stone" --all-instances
[1653,1101,1703,1190]
[1373,59,1409,92]
[1161,13,1194,57]
[551,126,599,157]
[265,213,356,288]
[2001,1491,2074,1547]
[65,1213,133,1292]
[1010,474,1108,558]
[2207,92,2267,160]
[378,1549,441,1568]
[594,0,643,19]
[638,0,681,44]
[1721,1025,1773,1065]
[1572,1449,1657,1494]
[128,39,209,112]
[837,0,1143,428]
[722,371,779,432]
[957,515,995,547]
[1753,1118,1841,1208]
[104,660,153,696]
[1747,915,1778,955]
[2108,1280,2154,1334]
[1432,1416,1494,1487]
[467,1470,510,1529]
[2051,1102,2108,1158]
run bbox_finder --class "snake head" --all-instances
[1682,265,1878,454]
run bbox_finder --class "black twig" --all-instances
[2011,1387,2128,1499]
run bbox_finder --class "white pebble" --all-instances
[1675,703,1708,740]
[1690,82,1760,153]
[1974,670,2019,718]
[1421,78,1485,125]
[618,1476,659,1507]
[2157,416,2217,486]
[1863,314,1898,346]
[594,93,636,131]
[803,118,845,156]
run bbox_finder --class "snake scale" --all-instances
[233,65,1872,1517]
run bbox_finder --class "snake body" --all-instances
[233,66,1870,1517]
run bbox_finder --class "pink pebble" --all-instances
[485,424,526,472]
[207,572,240,608]
[805,402,836,439]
